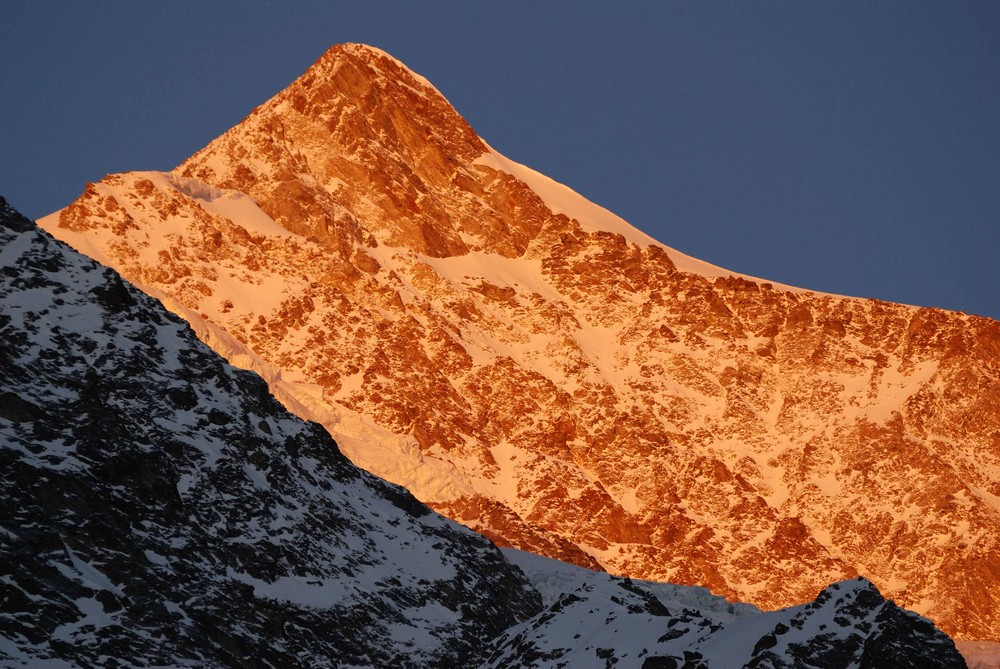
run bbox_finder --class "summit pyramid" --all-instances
[40,43,1000,641]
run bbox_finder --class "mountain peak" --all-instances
[325,42,441,91]
[291,41,455,119]
[173,42,565,259]
[40,44,1000,643]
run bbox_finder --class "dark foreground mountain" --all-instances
[0,197,540,667]
[1,196,967,667]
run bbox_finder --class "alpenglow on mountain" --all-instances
[1,197,970,667]
[39,43,1000,642]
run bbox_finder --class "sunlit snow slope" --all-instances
[39,43,1000,641]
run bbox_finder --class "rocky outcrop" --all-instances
[38,44,1000,641]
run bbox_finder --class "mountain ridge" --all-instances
[38,43,1000,641]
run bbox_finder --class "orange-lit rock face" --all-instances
[42,43,1000,641]
[179,44,547,262]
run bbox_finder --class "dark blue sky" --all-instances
[4,3,999,319]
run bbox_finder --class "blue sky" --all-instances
[4,2,999,319]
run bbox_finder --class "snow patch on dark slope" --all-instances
[0,195,967,668]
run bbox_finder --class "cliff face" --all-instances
[40,43,1000,640]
